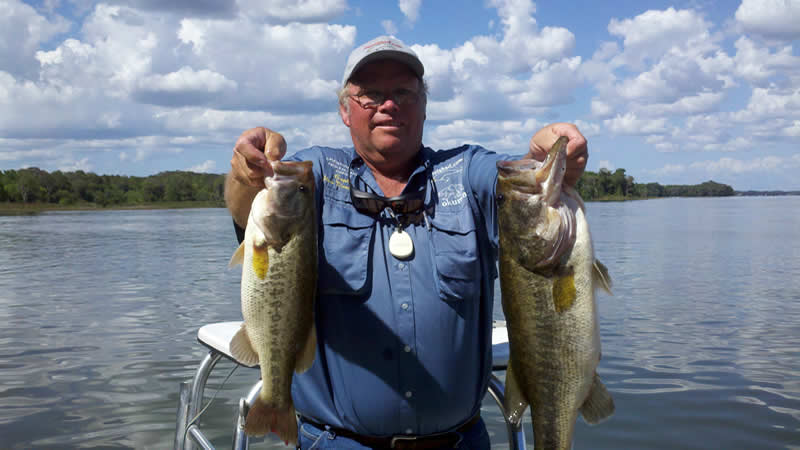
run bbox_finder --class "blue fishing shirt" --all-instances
[281,144,509,436]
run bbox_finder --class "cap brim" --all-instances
[344,51,424,85]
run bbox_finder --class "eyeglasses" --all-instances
[348,158,427,215]
[349,88,420,109]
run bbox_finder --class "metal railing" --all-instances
[174,352,525,450]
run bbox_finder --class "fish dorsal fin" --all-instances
[580,372,615,424]
[229,242,245,267]
[593,260,613,295]
[229,323,259,367]
[295,323,317,374]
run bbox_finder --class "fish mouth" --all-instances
[538,136,568,206]
[270,160,314,183]
[496,136,568,202]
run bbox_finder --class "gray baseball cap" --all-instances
[342,35,424,85]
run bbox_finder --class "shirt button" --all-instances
[403,345,411,353]
[397,263,405,270]
[401,302,409,310]
[405,428,413,435]
[405,391,413,398]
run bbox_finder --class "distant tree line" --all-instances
[1,166,734,207]
[575,168,734,200]
[0,168,225,206]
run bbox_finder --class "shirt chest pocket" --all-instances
[319,199,375,295]
[429,210,481,302]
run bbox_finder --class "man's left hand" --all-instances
[527,123,588,187]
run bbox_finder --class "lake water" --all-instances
[1,197,799,449]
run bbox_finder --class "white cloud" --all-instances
[0,0,70,78]
[733,36,800,84]
[597,160,615,171]
[235,0,347,23]
[427,118,543,152]
[639,91,726,116]
[607,8,713,67]
[381,20,398,35]
[135,66,237,106]
[139,66,236,93]
[414,0,580,121]
[784,120,800,137]
[591,99,613,118]
[731,85,800,121]
[646,164,687,177]
[735,0,800,41]
[573,120,602,137]
[644,135,677,152]
[399,0,422,23]
[187,160,216,173]
[59,157,92,173]
[689,155,794,174]
[604,113,668,135]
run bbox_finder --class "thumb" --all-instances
[264,129,287,162]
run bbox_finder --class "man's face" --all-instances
[339,60,425,172]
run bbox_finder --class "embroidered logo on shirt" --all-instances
[433,157,467,208]
[439,184,467,207]
[323,156,350,191]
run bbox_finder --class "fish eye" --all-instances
[496,194,504,205]
[298,185,306,192]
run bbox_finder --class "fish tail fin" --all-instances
[244,396,298,446]
[503,359,530,427]
[593,260,613,295]
[580,372,615,424]
[229,242,246,267]
[229,324,259,367]
[295,323,317,374]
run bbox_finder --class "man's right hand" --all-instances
[230,127,287,188]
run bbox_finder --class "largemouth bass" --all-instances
[228,160,317,446]
[497,137,614,449]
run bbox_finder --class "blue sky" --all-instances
[1,0,799,190]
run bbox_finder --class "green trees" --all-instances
[575,169,734,201]
[0,165,735,207]
[0,168,226,206]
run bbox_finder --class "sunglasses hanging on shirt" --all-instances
[348,157,429,259]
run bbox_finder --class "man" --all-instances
[225,35,587,449]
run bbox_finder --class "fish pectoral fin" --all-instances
[294,323,317,374]
[229,242,246,268]
[503,359,530,427]
[593,260,613,295]
[579,372,615,424]
[229,323,259,367]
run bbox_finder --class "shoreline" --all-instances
[2,195,764,215]
[0,201,226,215]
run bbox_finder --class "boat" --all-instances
[174,320,525,449]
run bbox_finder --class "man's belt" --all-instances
[300,413,480,449]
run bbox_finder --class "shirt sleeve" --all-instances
[465,147,516,250]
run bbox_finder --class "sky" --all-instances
[1,0,799,190]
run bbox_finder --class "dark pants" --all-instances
[297,417,491,449]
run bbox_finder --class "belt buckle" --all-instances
[390,435,417,448]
